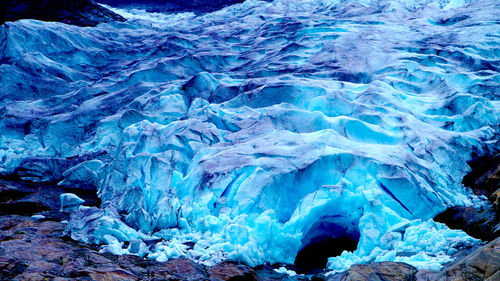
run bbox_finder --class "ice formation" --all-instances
[0,0,498,273]
[60,193,85,212]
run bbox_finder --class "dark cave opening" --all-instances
[294,217,360,274]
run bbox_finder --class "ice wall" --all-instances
[0,0,499,273]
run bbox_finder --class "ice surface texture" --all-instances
[0,0,499,272]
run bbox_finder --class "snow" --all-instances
[0,0,498,274]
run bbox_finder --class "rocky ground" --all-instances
[1,0,125,26]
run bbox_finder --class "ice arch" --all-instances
[295,215,360,273]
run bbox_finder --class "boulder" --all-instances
[332,262,417,281]
[462,154,500,199]
[208,261,257,281]
[434,205,499,241]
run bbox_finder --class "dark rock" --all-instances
[99,0,247,13]
[253,264,309,281]
[434,205,499,241]
[330,262,417,281]
[0,256,28,280]
[435,153,500,241]
[0,215,169,280]
[1,0,126,27]
[0,178,100,217]
[208,261,257,281]
[416,237,500,281]
[462,153,500,200]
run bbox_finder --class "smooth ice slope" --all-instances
[0,0,499,273]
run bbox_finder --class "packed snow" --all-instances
[0,0,498,273]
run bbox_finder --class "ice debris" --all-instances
[31,215,46,220]
[0,0,498,273]
[60,193,85,212]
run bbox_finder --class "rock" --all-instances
[208,261,257,281]
[462,154,500,200]
[0,179,99,218]
[442,237,500,281]
[435,153,500,241]
[0,215,172,280]
[165,258,207,281]
[0,179,55,216]
[99,0,247,13]
[1,0,126,27]
[329,262,417,281]
[0,256,28,280]
[417,237,500,281]
[434,205,499,241]
[253,265,309,281]
[492,188,500,213]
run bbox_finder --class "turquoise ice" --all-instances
[0,0,498,273]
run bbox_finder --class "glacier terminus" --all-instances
[0,0,499,275]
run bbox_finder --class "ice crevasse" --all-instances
[0,0,499,273]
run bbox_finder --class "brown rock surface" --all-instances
[208,261,257,281]
[492,188,500,213]
[417,237,500,281]
[441,237,499,281]
[327,262,417,281]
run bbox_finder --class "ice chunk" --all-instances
[60,193,85,212]
[274,267,298,277]
[31,215,46,220]
[128,239,149,258]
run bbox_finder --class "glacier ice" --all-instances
[0,0,499,273]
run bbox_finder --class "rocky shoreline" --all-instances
[1,154,499,280]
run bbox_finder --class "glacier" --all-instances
[0,0,499,273]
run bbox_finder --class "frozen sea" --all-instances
[0,0,499,273]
